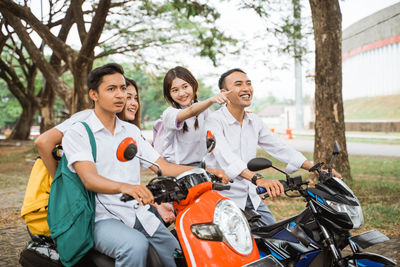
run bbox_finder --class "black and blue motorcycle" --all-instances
[246,141,397,267]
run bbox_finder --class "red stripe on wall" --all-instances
[342,35,400,59]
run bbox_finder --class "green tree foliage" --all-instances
[0,80,21,130]
[0,0,235,139]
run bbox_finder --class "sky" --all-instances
[183,0,400,100]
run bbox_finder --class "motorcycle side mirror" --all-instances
[247,158,272,171]
[328,141,340,178]
[248,158,290,180]
[206,130,216,153]
[333,141,340,155]
[117,137,162,176]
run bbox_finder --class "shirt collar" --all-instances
[222,106,237,125]
[88,111,125,134]
[87,111,105,133]
[222,105,254,125]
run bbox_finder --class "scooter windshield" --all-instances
[175,168,211,190]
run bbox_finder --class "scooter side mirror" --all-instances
[117,137,163,176]
[117,137,137,161]
[333,141,340,155]
[247,158,272,171]
[201,130,216,169]
[206,130,216,153]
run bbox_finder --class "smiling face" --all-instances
[169,77,194,107]
[123,85,139,121]
[89,72,127,115]
[222,71,253,108]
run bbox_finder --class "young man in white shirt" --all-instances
[205,68,341,226]
[62,63,228,266]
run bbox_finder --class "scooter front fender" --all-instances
[175,190,260,267]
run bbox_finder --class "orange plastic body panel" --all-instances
[174,190,260,267]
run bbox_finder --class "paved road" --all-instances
[286,138,400,157]
[142,130,400,157]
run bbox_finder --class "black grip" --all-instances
[212,183,230,191]
[120,194,134,202]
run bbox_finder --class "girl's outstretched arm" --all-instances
[176,90,231,122]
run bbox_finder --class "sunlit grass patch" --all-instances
[350,155,400,178]
[349,177,400,198]
[362,203,400,229]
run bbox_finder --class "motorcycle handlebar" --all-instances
[256,177,308,199]
[256,179,287,195]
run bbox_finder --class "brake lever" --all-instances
[309,162,324,173]
[207,171,233,183]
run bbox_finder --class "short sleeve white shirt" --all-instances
[62,110,161,236]
[55,109,92,134]
[161,106,208,164]
[204,106,306,210]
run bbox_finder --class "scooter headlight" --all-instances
[325,200,364,228]
[213,199,253,255]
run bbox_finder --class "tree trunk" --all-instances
[72,63,92,113]
[8,101,37,140]
[39,80,56,132]
[308,0,351,179]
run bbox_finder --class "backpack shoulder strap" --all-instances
[80,121,97,163]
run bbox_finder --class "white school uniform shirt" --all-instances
[62,110,161,236]
[161,106,209,164]
[55,109,92,134]
[204,106,306,210]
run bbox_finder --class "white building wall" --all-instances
[342,42,400,100]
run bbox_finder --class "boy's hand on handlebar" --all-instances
[120,184,154,205]
[255,179,284,199]
[206,168,230,184]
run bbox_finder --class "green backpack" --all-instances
[47,122,96,267]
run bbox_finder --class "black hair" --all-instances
[87,63,124,93]
[218,68,246,90]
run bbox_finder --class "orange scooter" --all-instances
[117,131,283,267]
